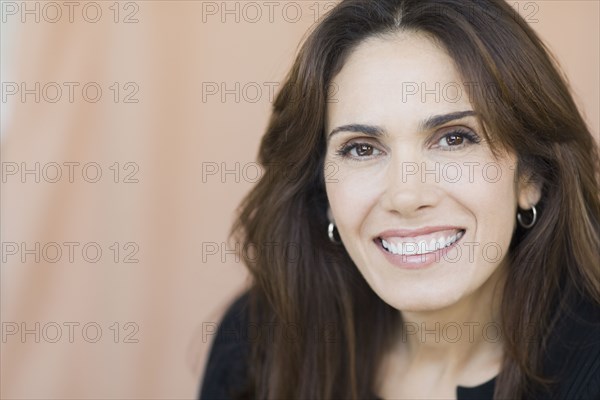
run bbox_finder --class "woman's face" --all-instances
[324,32,541,312]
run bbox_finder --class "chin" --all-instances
[375,283,467,313]
[387,298,462,314]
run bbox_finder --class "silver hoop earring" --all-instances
[517,205,537,229]
[328,222,340,243]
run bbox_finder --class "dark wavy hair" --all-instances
[230,0,600,398]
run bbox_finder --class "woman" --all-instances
[199,0,600,399]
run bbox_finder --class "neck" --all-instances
[394,265,507,378]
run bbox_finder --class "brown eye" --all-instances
[435,129,480,151]
[337,142,383,159]
[356,144,374,156]
[445,134,464,146]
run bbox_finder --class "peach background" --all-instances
[1,1,598,399]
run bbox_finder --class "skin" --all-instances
[323,31,541,399]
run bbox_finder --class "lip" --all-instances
[374,226,466,270]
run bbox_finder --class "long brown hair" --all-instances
[230,0,600,398]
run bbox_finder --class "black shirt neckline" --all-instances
[456,375,496,399]
[374,375,496,400]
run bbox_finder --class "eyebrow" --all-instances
[327,110,477,140]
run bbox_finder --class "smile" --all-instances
[379,229,465,256]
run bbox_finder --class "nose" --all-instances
[379,155,441,216]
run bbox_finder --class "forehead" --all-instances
[327,32,473,131]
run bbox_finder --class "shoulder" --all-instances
[198,291,252,400]
[542,296,600,399]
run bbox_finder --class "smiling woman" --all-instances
[199,1,600,399]
[325,32,527,309]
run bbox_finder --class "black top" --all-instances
[199,292,600,399]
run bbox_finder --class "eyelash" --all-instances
[335,129,482,159]
[336,142,381,158]
[435,128,482,150]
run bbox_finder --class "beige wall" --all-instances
[1,1,598,399]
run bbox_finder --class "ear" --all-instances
[517,172,542,209]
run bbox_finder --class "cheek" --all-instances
[325,168,382,233]
[454,164,518,258]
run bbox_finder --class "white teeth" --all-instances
[436,236,445,249]
[403,242,418,255]
[381,230,464,256]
